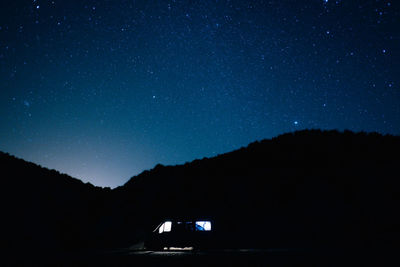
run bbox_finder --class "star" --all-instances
[0,0,398,187]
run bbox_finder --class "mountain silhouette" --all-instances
[1,129,399,263]
[0,152,110,256]
[112,129,400,250]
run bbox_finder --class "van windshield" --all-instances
[158,221,172,233]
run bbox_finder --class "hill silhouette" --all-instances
[112,129,400,249]
[1,129,400,262]
[0,152,110,256]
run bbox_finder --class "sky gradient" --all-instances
[1,0,399,187]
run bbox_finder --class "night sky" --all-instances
[0,0,399,187]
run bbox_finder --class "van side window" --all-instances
[195,221,211,231]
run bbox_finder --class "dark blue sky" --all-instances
[0,0,399,187]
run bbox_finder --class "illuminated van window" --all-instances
[164,221,172,232]
[158,223,164,233]
[158,221,172,233]
[195,221,211,231]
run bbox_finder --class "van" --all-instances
[145,220,213,250]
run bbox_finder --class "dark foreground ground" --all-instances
[4,248,398,266]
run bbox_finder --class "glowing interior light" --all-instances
[158,223,164,233]
[164,221,172,232]
[158,221,172,234]
[195,221,211,231]
[158,221,172,233]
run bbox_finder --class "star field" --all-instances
[0,0,399,187]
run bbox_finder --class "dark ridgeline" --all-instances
[113,129,400,250]
[0,152,111,255]
[1,130,399,258]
